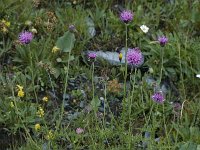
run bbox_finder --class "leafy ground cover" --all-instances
[0,0,200,149]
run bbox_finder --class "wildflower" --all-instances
[152,91,165,103]
[31,28,37,34]
[52,46,60,53]
[18,31,33,44]
[196,74,200,78]
[0,19,10,33]
[35,123,41,131]
[120,10,133,23]
[126,47,144,67]
[16,85,25,98]
[42,96,48,102]
[1,19,10,27]
[76,128,84,134]
[119,53,123,62]
[158,36,168,47]
[68,24,76,32]
[88,52,97,59]
[36,107,44,117]
[10,102,14,108]
[140,25,149,33]
[18,90,25,97]
[1,27,8,33]
[46,130,54,140]
[16,85,23,91]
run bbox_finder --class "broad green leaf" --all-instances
[179,142,197,150]
[56,31,75,53]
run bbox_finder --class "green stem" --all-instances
[159,48,164,85]
[29,48,38,103]
[122,24,128,128]
[128,69,136,149]
[178,42,186,99]
[163,103,170,146]
[123,24,128,98]
[92,62,95,101]
[56,51,71,131]
[47,71,56,100]
[129,69,136,126]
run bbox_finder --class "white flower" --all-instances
[196,74,200,78]
[140,25,149,33]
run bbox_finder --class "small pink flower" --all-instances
[88,52,97,59]
[76,128,84,134]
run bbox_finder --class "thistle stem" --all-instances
[123,24,128,99]
[159,48,164,85]
[91,62,95,101]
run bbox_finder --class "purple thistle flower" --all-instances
[120,10,133,23]
[18,31,33,44]
[126,47,144,67]
[88,52,97,59]
[158,36,168,47]
[152,92,165,103]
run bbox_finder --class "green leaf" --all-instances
[91,96,100,112]
[179,142,197,150]
[56,31,75,53]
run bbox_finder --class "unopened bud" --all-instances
[119,53,123,62]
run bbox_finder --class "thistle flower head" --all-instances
[152,91,165,103]
[120,10,133,23]
[18,31,33,44]
[88,52,97,59]
[126,47,144,67]
[158,36,168,47]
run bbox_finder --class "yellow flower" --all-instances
[10,102,14,108]
[42,96,48,102]
[35,123,41,131]
[1,27,8,33]
[18,90,24,97]
[36,107,44,117]
[52,46,60,53]
[5,21,10,27]
[45,130,54,140]
[16,85,23,91]
[1,19,10,27]
[118,53,123,62]
[16,85,24,97]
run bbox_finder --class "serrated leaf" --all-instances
[56,31,75,53]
